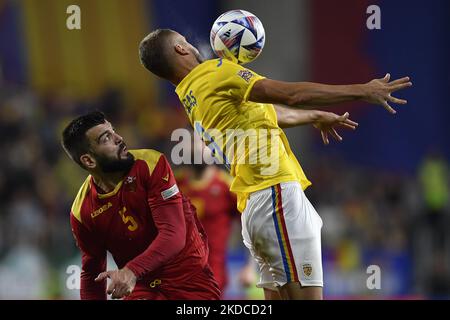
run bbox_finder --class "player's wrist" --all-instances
[309,110,326,123]
[122,266,138,280]
[308,110,321,122]
[358,83,372,102]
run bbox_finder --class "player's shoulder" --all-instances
[217,59,262,85]
[173,167,189,182]
[71,175,92,224]
[129,149,164,173]
[129,148,162,162]
[198,58,241,73]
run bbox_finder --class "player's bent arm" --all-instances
[80,253,107,300]
[126,154,186,279]
[250,74,412,113]
[125,200,186,278]
[274,105,320,128]
[70,214,107,300]
[275,105,358,131]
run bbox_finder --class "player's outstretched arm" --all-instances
[275,105,358,145]
[275,105,357,128]
[250,74,412,114]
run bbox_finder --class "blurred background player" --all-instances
[175,131,261,297]
[61,111,220,300]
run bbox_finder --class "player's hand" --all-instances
[312,111,358,145]
[363,73,412,114]
[95,267,137,299]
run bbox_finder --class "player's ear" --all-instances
[80,154,96,170]
[174,44,189,56]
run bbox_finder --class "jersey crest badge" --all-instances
[302,263,312,277]
[124,176,137,192]
[237,69,254,83]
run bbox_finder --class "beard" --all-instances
[96,151,135,173]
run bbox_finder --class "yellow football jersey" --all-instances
[175,58,311,212]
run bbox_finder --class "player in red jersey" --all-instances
[177,164,238,293]
[61,111,220,300]
[175,133,258,297]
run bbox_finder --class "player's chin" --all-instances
[118,153,129,162]
[118,146,128,158]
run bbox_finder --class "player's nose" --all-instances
[114,132,123,144]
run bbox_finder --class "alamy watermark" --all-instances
[66,265,81,290]
[367,5,381,30]
[366,264,381,290]
[170,126,281,176]
[66,5,81,30]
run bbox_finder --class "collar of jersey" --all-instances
[175,59,215,94]
[91,177,124,199]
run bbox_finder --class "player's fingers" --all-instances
[390,82,412,92]
[111,288,120,299]
[95,271,110,282]
[112,285,130,299]
[107,282,116,295]
[338,112,349,121]
[339,123,357,130]
[329,128,343,141]
[382,101,397,114]
[343,118,359,127]
[388,76,410,86]
[381,73,390,82]
[388,95,407,105]
[321,130,329,145]
[111,287,124,299]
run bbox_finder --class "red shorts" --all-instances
[125,266,221,300]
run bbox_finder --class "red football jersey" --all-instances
[177,166,238,292]
[70,149,219,300]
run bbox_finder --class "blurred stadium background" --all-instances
[0,0,449,299]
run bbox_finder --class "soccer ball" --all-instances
[210,9,265,65]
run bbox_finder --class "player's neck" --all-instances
[171,60,200,85]
[91,171,126,194]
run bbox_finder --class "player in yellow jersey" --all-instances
[138,29,412,300]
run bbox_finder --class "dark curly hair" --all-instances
[61,111,106,168]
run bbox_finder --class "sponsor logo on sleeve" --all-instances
[161,184,179,200]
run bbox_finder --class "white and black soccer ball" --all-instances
[210,9,265,65]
